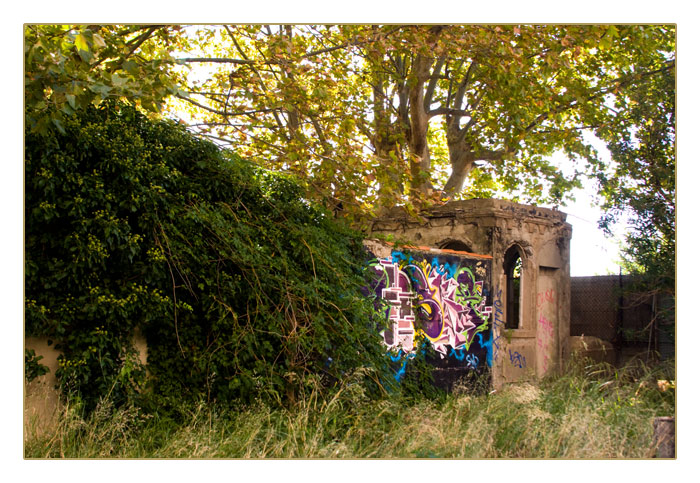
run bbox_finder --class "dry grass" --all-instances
[24,358,674,459]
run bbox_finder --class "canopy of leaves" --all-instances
[25,102,393,410]
[26,24,676,224]
[24,25,186,134]
[166,24,675,221]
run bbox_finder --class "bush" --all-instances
[25,102,392,411]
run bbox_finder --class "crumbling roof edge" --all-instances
[372,239,493,260]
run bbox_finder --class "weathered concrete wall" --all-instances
[24,332,148,431]
[364,240,493,390]
[24,337,62,439]
[369,199,572,388]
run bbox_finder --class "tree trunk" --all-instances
[443,115,505,198]
[370,64,405,197]
[442,114,475,197]
[407,54,434,196]
[443,146,475,197]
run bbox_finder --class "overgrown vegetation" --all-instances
[25,102,400,412]
[24,357,675,458]
[24,25,675,458]
[595,49,675,348]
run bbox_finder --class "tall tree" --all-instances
[26,25,675,223]
[595,49,675,292]
[170,25,675,220]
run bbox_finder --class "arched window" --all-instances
[504,245,523,330]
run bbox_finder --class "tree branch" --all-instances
[178,57,259,65]
[453,60,477,111]
[90,25,163,71]
[428,107,471,118]
[177,93,281,118]
[224,25,289,138]
[424,55,446,113]
[522,60,676,135]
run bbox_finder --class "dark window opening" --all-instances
[504,246,523,329]
[440,240,472,253]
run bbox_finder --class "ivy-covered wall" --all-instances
[24,102,393,412]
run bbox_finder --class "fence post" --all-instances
[653,416,675,458]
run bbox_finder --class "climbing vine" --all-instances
[25,102,393,411]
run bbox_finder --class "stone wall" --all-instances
[24,332,148,432]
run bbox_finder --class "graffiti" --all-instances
[370,250,492,370]
[493,289,504,329]
[476,332,493,368]
[536,289,556,308]
[537,314,554,338]
[449,347,466,361]
[465,353,479,370]
[373,258,417,352]
[536,314,554,373]
[388,349,416,382]
[448,348,479,370]
[491,288,504,364]
[508,349,526,369]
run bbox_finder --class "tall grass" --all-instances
[24,357,674,459]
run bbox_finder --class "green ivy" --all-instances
[25,102,394,412]
[25,349,50,382]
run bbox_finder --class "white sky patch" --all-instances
[545,133,630,276]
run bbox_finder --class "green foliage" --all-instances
[24,25,184,135]
[595,61,675,285]
[164,25,675,218]
[592,34,675,339]
[26,24,676,224]
[25,349,50,382]
[25,102,392,411]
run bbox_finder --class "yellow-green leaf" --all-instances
[74,33,90,52]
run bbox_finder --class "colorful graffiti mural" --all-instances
[369,250,493,377]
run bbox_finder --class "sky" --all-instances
[545,139,629,277]
[562,185,626,277]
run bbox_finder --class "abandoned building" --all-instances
[367,198,573,389]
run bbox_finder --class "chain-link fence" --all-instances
[570,275,672,364]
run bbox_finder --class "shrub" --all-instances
[25,102,392,411]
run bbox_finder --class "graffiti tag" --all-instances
[536,314,554,372]
[536,289,556,308]
[508,349,527,369]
